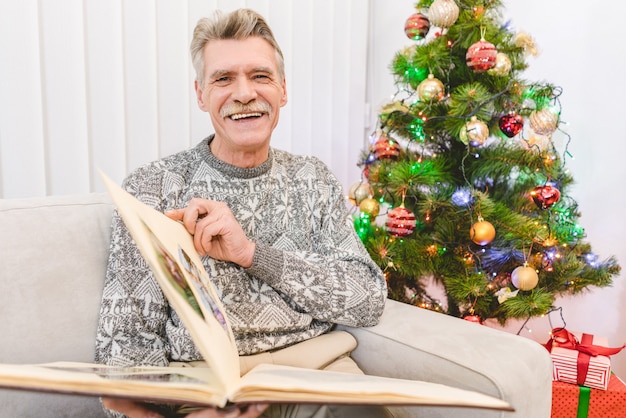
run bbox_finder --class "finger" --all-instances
[241,404,270,417]
[166,207,205,235]
[185,404,268,418]
[194,226,212,256]
[101,398,164,418]
[185,406,234,418]
[165,208,197,235]
[194,216,229,257]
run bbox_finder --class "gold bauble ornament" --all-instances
[470,218,496,245]
[529,108,558,136]
[417,74,445,102]
[428,0,460,28]
[459,116,489,146]
[514,32,539,57]
[488,53,512,77]
[359,197,380,218]
[381,101,410,116]
[511,264,539,291]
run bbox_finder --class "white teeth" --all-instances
[230,112,262,120]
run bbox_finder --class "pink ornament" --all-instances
[466,39,497,72]
[386,206,417,237]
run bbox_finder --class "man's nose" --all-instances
[232,77,257,103]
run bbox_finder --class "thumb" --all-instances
[165,208,184,221]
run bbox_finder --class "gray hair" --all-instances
[190,8,285,86]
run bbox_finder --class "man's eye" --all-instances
[212,77,231,85]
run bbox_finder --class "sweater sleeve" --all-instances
[94,209,172,368]
[245,164,387,327]
[94,168,196,368]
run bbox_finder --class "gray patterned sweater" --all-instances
[95,137,387,367]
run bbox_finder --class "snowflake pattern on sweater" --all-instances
[95,137,387,368]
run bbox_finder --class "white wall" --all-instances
[369,0,626,381]
[2,0,626,382]
[0,0,368,197]
[503,0,626,383]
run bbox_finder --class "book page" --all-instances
[100,173,240,393]
[232,364,512,411]
[0,362,226,407]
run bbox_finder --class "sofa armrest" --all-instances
[338,299,552,418]
[0,193,113,418]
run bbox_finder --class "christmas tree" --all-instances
[352,0,620,325]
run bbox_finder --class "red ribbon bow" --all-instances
[545,328,626,386]
[546,328,626,356]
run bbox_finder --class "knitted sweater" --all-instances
[95,137,387,367]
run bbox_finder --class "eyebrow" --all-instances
[209,66,275,80]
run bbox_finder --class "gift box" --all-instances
[551,373,626,418]
[546,328,625,390]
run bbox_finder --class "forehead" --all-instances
[202,37,279,75]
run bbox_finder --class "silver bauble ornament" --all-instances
[428,0,459,28]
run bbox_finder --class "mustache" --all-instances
[220,101,271,118]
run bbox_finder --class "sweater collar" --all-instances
[200,134,274,179]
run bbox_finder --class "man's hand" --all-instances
[165,198,255,268]
[101,398,269,418]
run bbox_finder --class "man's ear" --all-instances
[280,77,288,107]
[195,80,208,112]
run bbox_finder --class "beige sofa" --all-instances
[0,193,553,417]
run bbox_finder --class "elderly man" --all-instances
[96,8,388,418]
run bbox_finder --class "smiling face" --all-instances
[195,36,288,168]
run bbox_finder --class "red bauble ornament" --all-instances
[373,136,401,160]
[386,206,417,237]
[463,314,483,324]
[405,13,430,41]
[531,185,561,209]
[499,113,524,138]
[466,39,497,72]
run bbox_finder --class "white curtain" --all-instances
[0,0,371,198]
